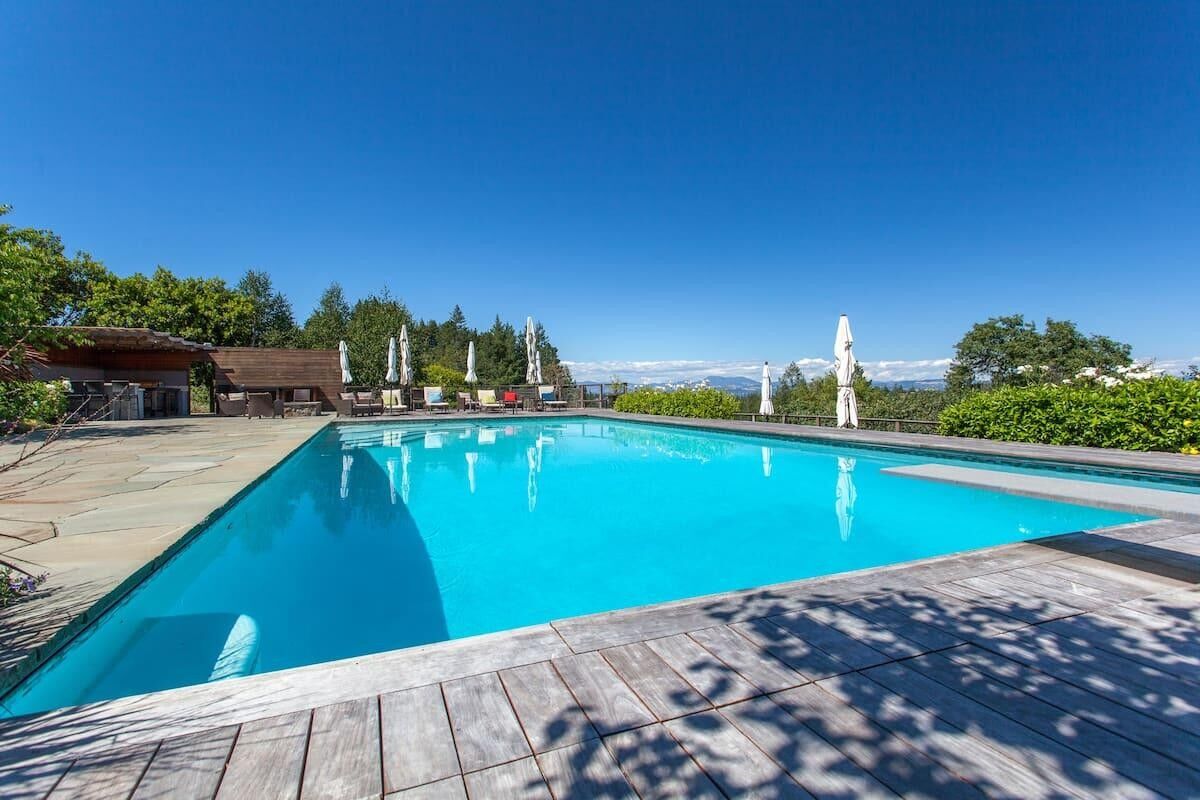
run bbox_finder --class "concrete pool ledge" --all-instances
[883,463,1200,522]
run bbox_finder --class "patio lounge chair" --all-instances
[246,392,276,419]
[503,391,521,413]
[538,385,568,411]
[457,391,480,412]
[217,391,248,417]
[381,389,408,414]
[477,389,504,413]
[423,386,451,414]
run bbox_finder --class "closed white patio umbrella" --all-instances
[759,362,774,415]
[398,325,413,386]
[465,341,478,384]
[525,317,538,383]
[339,340,353,385]
[386,337,398,384]
[534,350,544,384]
[834,315,859,428]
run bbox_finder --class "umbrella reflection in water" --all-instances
[340,454,353,499]
[761,446,773,478]
[836,456,857,541]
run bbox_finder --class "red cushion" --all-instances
[503,391,518,402]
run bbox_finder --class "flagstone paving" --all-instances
[0,416,330,682]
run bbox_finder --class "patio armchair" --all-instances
[355,391,384,416]
[381,389,408,414]
[477,389,504,413]
[246,392,276,419]
[538,385,568,411]
[423,386,451,414]
[502,391,521,413]
[217,391,248,417]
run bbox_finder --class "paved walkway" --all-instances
[0,416,329,686]
[0,518,1197,799]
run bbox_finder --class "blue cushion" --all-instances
[426,389,443,403]
[541,391,555,401]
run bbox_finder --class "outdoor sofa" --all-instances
[217,391,248,416]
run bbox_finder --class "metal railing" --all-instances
[732,412,940,434]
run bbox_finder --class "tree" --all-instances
[300,283,351,349]
[476,316,523,385]
[344,289,412,386]
[946,314,1132,389]
[83,266,255,346]
[0,205,107,327]
[237,269,299,347]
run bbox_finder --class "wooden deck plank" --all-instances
[804,602,928,661]
[535,739,638,800]
[946,644,1200,771]
[770,610,893,669]
[818,673,1065,800]
[720,696,898,799]
[1019,560,1169,600]
[915,650,1199,799]
[47,744,157,800]
[600,642,709,720]
[301,697,382,800]
[964,570,1111,612]
[602,724,724,799]
[1038,614,1200,683]
[387,776,468,800]
[442,673,531,772]
[0,761,74,800]
[462,758,551,800]
[644,632,759,705]
[551,652,655,736]
[696,623,816,686]
[772,683,986,800]
[990,626,1200,730]
[664,709,814,799]
[500,661,597,753]
[132,725,237,800]
[217,710,311,800]
[381,684,461,794]
[864,660,1157,800]
[934,577,1083,624]
[840,596,965,652]
[859,590,1026,642]
[728,617,848,682]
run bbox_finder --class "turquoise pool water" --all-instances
[3,417,1152,716]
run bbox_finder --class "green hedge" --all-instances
[613,387,740,419]
[939,378,1200,454]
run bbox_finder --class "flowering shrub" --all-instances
[0,379,68,430]
[1,568,46,606]
[614,387,740,419]
[939,377,1200,453]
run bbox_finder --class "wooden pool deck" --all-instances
[1,412,1199,798]
[2,517,1198,799]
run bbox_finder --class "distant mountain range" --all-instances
[640,375,762,395]
[637,375,946,394]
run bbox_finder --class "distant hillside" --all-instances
[640,375,761,396]
[874,379,947,390]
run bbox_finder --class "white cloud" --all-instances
[560,354,1197,384]
[562,356,954,384]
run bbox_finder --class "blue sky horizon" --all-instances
[4,3,1197,383]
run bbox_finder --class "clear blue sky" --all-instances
[3,2,1197,382]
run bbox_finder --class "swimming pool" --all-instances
[2,417,1157,716]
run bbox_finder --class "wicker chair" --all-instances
[217,391,248,417]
